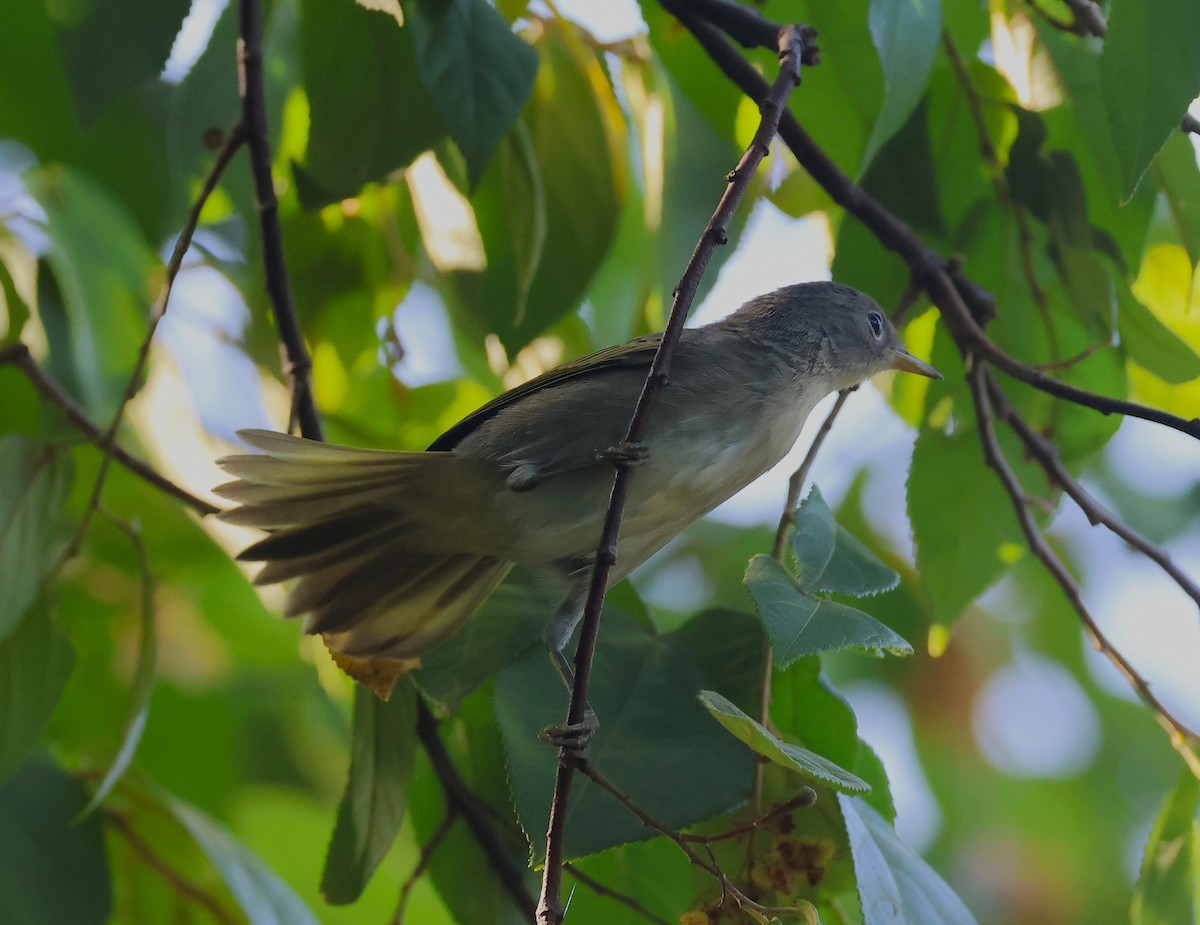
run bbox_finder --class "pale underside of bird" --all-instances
[214,282,940,696]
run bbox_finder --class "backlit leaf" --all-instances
[791,487,900,597]
[1132,771,1200,925]
[865,0,942,169]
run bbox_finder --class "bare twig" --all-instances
[966,363,1200,779]
[107,811,238,925]
[683,790,816,845]
[985,375,1200,612]
[536,23,816,923]
[563,863,673,925]
[390,811,457,925]
[55,123,243,562]
[0,343,218,516]
[1062,0,1107,36]
[579,763,814,922]
[1184,113,1200,136]
[237,0,320,439]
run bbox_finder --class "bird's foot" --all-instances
[539,709,599,757]
[597,441,650,467]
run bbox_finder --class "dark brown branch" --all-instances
[0,343,218,516]
[578,763,811,921]
[682,789,816,845]
[677,9,1200,443]
[1061,0,1107,36]
[415,700,537,917]
[681,0,819,63]
[536,23,815,924]
[985,374,1200,612]
[237,0,321,440]
[390,810,457,925]
[966,363,1200,779]
[563,863,672,925]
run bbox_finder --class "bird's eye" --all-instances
[868,311,884,339]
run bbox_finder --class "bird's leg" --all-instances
[596,440,650,467]
[539,562,599,753]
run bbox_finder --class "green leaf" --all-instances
[1152,133,1200,268]
[321,682,417,905]
[407,0,539,188]
[864,0,943,169]
[26,166,155,419]
[1100,0,1200,200]
[0,436,73,641]
[416,570,557,712]
[840,795,978,924]
[699,690,870,794]
[54,0,190,126]
[791,487,900,597]
[1132,771,1200,925]
[0,756,112,925]
[0,604,75,784]
[295,0,447,207]
[168,796,321,925]
[1118,285,1200,384]
[908,426,1020,627]
[744,555,912,669]
[79,528,156,817]
[494,605,762,859]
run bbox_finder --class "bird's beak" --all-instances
[890,348,942,380]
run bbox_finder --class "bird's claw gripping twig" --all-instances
[539,710,600,757]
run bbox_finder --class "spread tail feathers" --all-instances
[215,430,513,678]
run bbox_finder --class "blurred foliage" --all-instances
[1,0,1199,923]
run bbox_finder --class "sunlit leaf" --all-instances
[1118,286,1200,385]
[744,555,912,669]
[791,487,900,597]
[495,605,761,859]
[53,0,190,127]
[1132,771,1200,925]
[296,0,447,207]
[407,0,539,188]
[700,690,870,794]
[169,796,321,925]
[0,604,74,784]
[0,436,73,641]
[321,682,416,905]
[1151,133,1200,268]
[864,0,942,169]
[0,756,111,925]
[1100,0,1200,200]
[840,795,978,924]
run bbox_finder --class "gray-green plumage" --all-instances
[215,282,939,671]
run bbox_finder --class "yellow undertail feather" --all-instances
[215,430,513,697]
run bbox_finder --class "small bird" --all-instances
[215,282,939,698]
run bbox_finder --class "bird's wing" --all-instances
[427,333,663,451]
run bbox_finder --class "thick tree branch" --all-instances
[536,22,817,924]
[237,0,320,439]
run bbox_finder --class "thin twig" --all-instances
[579,763,813,922]
[1184,113,1200,136]
[563,863,673,925]
[0,343,218,516]
[985,374,1200,612]
[390,811,457,925]
[56,124,244,562]
[536,23,816,923]
[683,790,816,845]
[966,362,1200,779]
[237,0,320,439]
[770,390,854,561]
[1061,0,1107,36]
[107,811,239,925]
